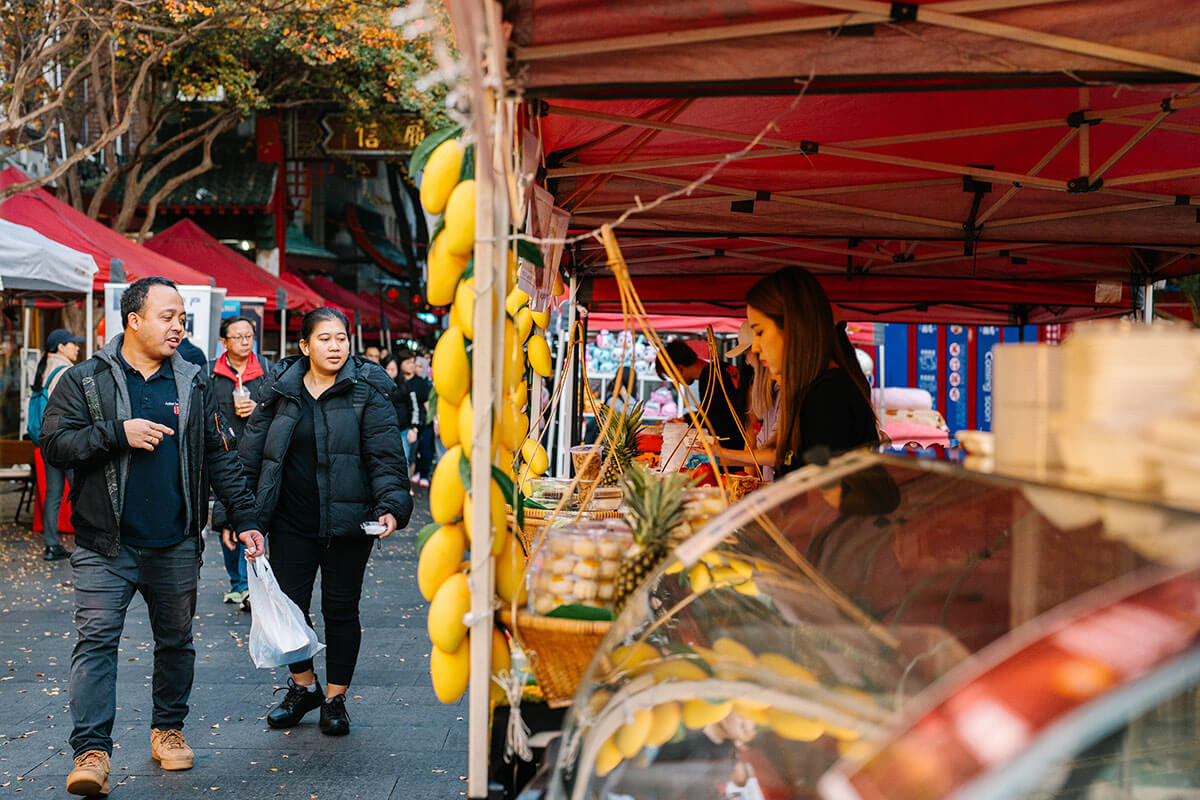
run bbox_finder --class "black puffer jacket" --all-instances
[238,355,412,538]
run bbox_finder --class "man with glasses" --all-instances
[209,317,275,609]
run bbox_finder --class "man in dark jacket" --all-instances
[41,277,264,797]
[208,316,274,607]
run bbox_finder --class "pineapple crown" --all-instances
[598,400,646,456]
[620,463,696,546]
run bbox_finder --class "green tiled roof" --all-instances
[159,163,278,208]
[286,225,337,260]
[88,162,279,209]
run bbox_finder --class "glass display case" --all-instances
[534,452,1200,800]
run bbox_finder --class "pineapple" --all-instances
[613,465,693,611]
[597,401,646,487]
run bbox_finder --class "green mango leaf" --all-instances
[491,464,525,531]
[491,466,514,502]
[462,256,474,281]
[545,604,616,622]
[458,448,472,492]
[460,143,476,181]
[522,498,551,511]
[408,124,463,179]
[516,238,545,269]
[416,521,440,550]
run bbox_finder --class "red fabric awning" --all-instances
[301,275,434,335]
[462,0,1200,325]
[588,273,1131,325]
[585,312,744,333]
[144,220,328,312]
[0,167,211,290]
[508,0,1194,96]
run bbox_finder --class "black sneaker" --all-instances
[319,694,350,736]
[43,545,69,561]
[267,678,323,729]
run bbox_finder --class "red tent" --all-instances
[585,312,744,333]
[144,220,327,312]
[303,275,406,330]
[0,167,210,289]
[499,0,1200,323]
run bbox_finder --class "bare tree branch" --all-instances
[137,114,238,241]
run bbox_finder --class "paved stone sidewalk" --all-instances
[0,488,466,799]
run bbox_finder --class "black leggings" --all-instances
[268,530,375,686]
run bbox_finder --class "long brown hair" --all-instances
[746,267,872,470]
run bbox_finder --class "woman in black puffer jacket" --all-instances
[238,308,412,737]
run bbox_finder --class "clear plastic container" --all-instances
[526,521,632,615]
[572,445,602,481]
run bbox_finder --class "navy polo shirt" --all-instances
[118,352,188,548]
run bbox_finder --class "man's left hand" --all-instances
[377,513,398,538]
[239,529,265,560]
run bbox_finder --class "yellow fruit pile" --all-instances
[587,636,872,777]
[416,129,571,705]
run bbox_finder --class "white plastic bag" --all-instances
[246,556,325,668]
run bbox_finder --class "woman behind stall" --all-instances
[31,328,84,561]
[745,267,878,476]
[238,308,412,735]
[209,317,274,608]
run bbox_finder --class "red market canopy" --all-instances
[584,311,745,333]
[492,0,1200,324]
[0,167,210,290]
[144,220,327,312]
[302,274,430,334]
[511,0,1196,96]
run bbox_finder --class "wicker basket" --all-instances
[499,607,612,708]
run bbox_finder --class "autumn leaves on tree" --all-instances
[1,0,452,236]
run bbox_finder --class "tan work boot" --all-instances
[66,749,110,796]
[150,728,194,770]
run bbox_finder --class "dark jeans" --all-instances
[42,459,67,548]
[221,533,248,593]
[68,538,200,756]
[416,424,435,478]
[269,530,374,686]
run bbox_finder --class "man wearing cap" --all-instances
[40,277,264,796]
[35,328,85,560]
[656,339,747,448]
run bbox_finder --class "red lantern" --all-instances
[410,294,423,308]
[386,287,400,302]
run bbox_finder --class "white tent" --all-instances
[0,218,99,294]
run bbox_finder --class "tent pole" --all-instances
[85,293,94,359]
[462,0,506,796]
[984,200,1168,229]
[550,107,1070,192]
[800,0,1200,77]
[22,302,31,358]
[977,128,1078,225]
[1106,166,1200,188]
[1144,281,1155,326]
[515,0,1073,61]
[556,276,578,477]
[277,289,288,360]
